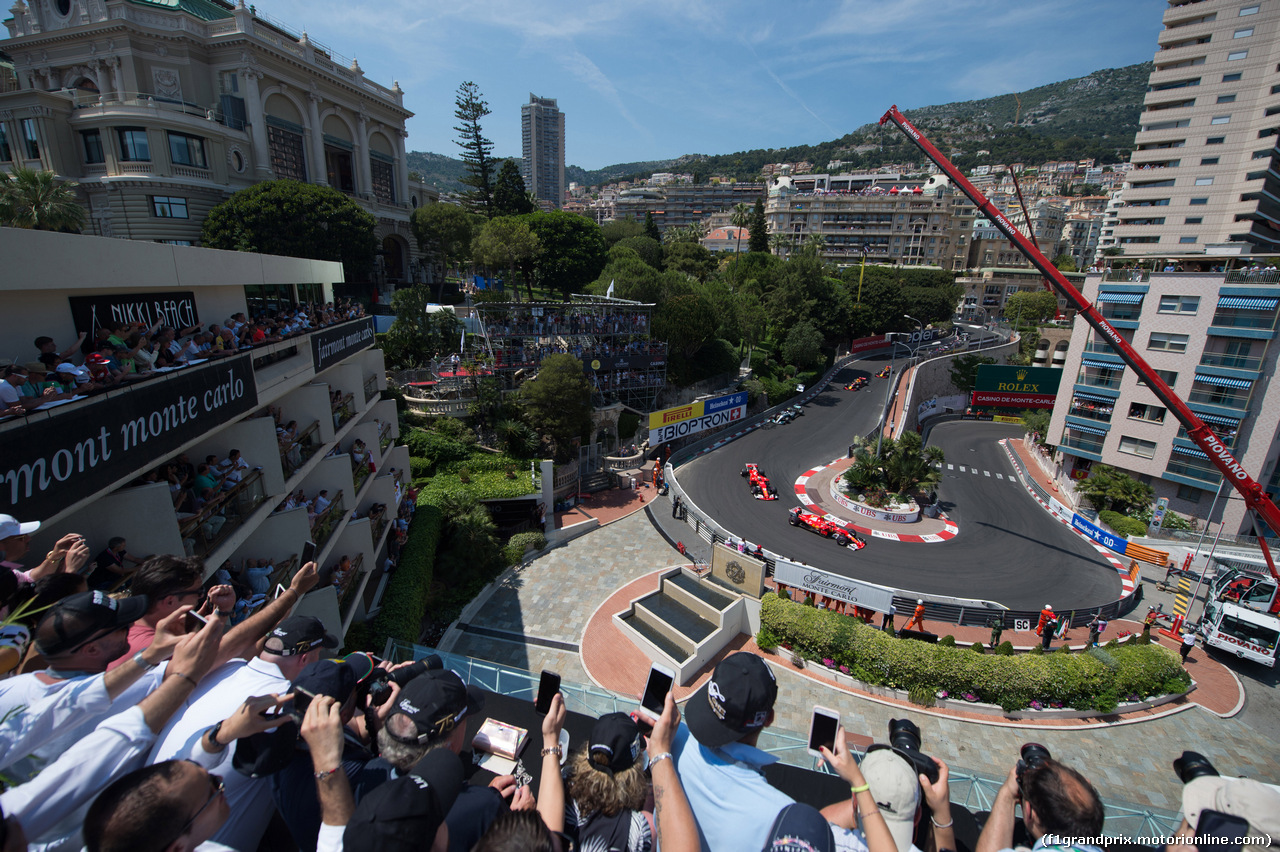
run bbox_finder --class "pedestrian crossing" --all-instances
[934,462,1016,481]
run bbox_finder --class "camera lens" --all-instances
[1173,751,1219,784]
[1020,743,1051,769]
[888,718,922,753]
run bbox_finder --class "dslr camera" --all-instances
[364,654,443,707]
[1016,743,1051,791]
[867,718,939,784]
[1173,750,1218,784]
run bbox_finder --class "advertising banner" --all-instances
[2,355,258,520]
[974,365,1062,395]
[586,354,655,372]
[970,391,1058,409]
[849,334,888,353]
[311,317,376,372]
[772,562,895,613]
[1071,513,1129,556]
[649,391,748,443]
[69,291,199,336]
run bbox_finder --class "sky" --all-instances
[258,0,1169,171]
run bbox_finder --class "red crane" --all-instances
[879,105,1280,589]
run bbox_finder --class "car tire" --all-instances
[789,517,800,526]
[836,536,850,547]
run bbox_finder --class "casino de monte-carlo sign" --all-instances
[2,356,257,520]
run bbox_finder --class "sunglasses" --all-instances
[171,764,224,844]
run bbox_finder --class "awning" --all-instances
[1066,422,1109,437]
[1072,390,1117,404]
[1097,292,1145,304]
[1217,296,1278,310]
[1172,444,1210,460]
[1194,373,1252,389]
[1081,358,1123,370]
[1196,412,1241,428]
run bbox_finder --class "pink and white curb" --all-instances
[793,459,959,543]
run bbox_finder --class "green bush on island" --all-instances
[1098,510,1148,538]
[758,593,1189,712]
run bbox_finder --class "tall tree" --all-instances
[522,210,607,299]
[383,287,462,369]
[471,217,540,300]
[0,166,86,231]
[454,81,496,217]
[644,211,662,242]
[748,197,768,253]
[730,202,751,256]
[411,202,476,303]
[493,159,535,217]
[516,353,592,461]
[1004,289,1060,326]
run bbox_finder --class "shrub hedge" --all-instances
[502,530,548,566]
[364,496,444,653]
[759,594,1189,712]
[1099,510,1147,538]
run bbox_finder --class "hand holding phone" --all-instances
[807,706,840,757]
[535,670,561,715]
[184,610,209,635]
[301,540,317,566]
[638,664,675,722]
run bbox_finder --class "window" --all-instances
[1180,236,1199,243]
[1186,217,1203,224]
[0,124,12,162]
[1253,149,1271,159]
[167,132,206,168]
[1144,119,1192,131]
[1152,77,1201,91]
[1268,106,1280,117]
[1201,157,1220,165]
[1159,295,1199,313]
[1217,94,1237,103]
[20,118,40,160]
[1260,128,1279,138]
[1228,51,1248,61]
[1195,177,1215,185]
[1139,369,1178,388]
[156,240,193,246]
[1207,136,1226,144]
[1211,115,1232,125]
[1132,179,1176,187]
[1119,436,1158,458]
[1129,403,1167,424]
[324,146,355,193]
[151,196,188,218]
[1246,170,1268,180]
[1130,198,1171,206]
[1177,484,1205,502]
[81,130,104,164]
[1234,27,1254,38]
[370,158,395,203]
[117,128,150,161]
[1149,332,1189,352]
[1121,236,1161,244]
[1190,197,1210,205]
[267,124,306,182]
[1239,5,1259,15]
[1224,73,1244,82]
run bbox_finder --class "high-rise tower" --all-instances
[521,94,565,210]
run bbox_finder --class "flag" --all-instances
[606,279,615,298]
[460,327,465,353]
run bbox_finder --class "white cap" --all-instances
[917,599,923,605]
[861,749,921,852]
[0,514,40,539]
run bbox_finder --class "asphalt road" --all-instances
[676,364,1122,610]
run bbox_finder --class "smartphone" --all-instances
[807,706,840,757]
[1196,810,1249,852]
[301,540,317,566]
[291,687,315,722]
[274,584,288,600]
[638,664,675,721]
[535,670,561,715]
[184,610,208,634]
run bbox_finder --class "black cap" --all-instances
[262,615,338,657]
[685,652,777,748]
[290,653,377,703]
[343,749,465,852]
[587,713,644,774]
[763,803,835,852]
[386,670,485,745]
[35,590,149,656]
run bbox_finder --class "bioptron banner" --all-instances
[649,391,748,444]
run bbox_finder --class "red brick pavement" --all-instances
[553,480,663,530]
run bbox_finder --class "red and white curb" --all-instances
[998,440,1133,596]
[793,459,959,543]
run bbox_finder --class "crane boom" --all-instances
[879,105,1280,588]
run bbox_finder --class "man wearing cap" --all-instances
[1169,772,1280,852]
[0,365,65,411]
[343,744,464,852]
[0,516,90,586]
[975,756,1104,852]
[149,613,338,851]
[672,651,793,852]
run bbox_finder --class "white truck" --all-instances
[1197,567,1280,667]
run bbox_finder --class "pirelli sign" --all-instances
[649,392,748,444]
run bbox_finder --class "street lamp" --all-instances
[904,313,923,355]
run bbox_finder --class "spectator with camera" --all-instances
[976,745,1104,852]
[1165,751,1280,852]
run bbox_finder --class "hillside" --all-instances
[407,61,1151,193]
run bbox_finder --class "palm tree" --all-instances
[730,202,751,256]
[0,166,87,231]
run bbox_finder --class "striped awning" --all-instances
[1172,444,1210,460]
[1066,422,1109,437]
[1217,296,1278,310]
[1194,373,1253,389]
[1197,412,1241,428]
[1097,292,1145,304]
[1081,358,1122,370]
[1073,390,1117,404]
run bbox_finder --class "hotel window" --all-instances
[0,124,12,162]
[267,123,307,182]
[1211,115,1231,125]
[1207,136,1225,144]
[1138,369,1178,388]
[20,118,40,159]
[1201,157,1220,165]
[1190,197,1209,205]
[1118,436,1158,458]
[151,196,188,218]
[1180,236,1199,243]
[1178,484,1205,502]
[1224,73,1243,82]
[1239,5,1259,15]
[117,128,150,162]
[1234,28,1254,38]
[1195,177,1214,185]
[1217,94,1237,103]
[168,132,207,168]
[1227,51,1248,61]
[1159,295,1199,314]
[1149,332,1189,352]
[1186,217,1203,224]
[370,158,395,203]
[1129,403,1167,424]
[81,130,105,164]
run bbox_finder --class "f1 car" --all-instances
[774,409,797,424]
[741,463,779,500]
[844,377,869,391]
[788,507,866,549]
[876,366,892,379]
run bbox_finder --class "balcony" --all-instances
[280,419,322,477]
[312,489,346,550]
[1165,455,1223,487]
[332,392,356,430]
[1060,431,1106,458]
[1103,268,1150,282]
[1209,310,1277,331]
[1187,388,1250,410]
[178,470,268,560]
[1225,269,1280,284]
[1068,402,1113,423]
[1198,351,1263,371]
[1082,341,1125,356]
[364,374,380,402]
[1076,372,1123,391]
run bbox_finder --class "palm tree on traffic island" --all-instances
[0,166,87,231]
[843,431,944,506]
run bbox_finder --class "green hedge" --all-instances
[502,530,548,566]
[759,594,1189,712]
[363,497,444,653]
[1099,510,1147,538]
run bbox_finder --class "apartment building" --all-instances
[521,94,565,210]
[765,172,975,269]
[1113,0,1280,254]
[1,229,405,642]
[1047,265,1280,534]
[612,182,764,234]
[956,267,1083,321]
[0,0,429,296]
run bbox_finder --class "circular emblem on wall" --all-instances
[228,145,246,174]
[726,561,746,585]
[591,359,601,370]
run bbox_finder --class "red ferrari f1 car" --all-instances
[741,463,779,500]
[788,507,865,549]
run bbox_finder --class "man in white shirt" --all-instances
[149,615,338,852]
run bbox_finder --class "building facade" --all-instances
[521,93,564,210]
[0,0,429,296]
[1110,0,1280,254]
[1,228,405,642]
[1047,266,1280,535]
[612,182,764,234]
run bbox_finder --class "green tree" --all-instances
[614,235,662,269]
[644,211,662,242]
[663,241,716,282]
[471,217,540,300]
[1005,290,1060,326]
[411,202,476,302]
[516,353,591,461]
[1020,409,1054,447]
[748,198,768,253]
[1074,464,1155,514]
[949,353,996,394]
[383,287,463,369]
[1053,253,1078,272]
[454,81,496,217]
[654,293,717,358]
[202,180,376,281]
[602,215,645,246]
[730,202,751,256]
[843,431,944,496]
[0,166,86,231]
[781,320,823,370]
[523,210,608,299]
[493,159,535,217]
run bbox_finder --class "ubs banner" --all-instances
[2,355,258,520]
[69,292,200,335]
[311,317,376,372]
[649,391,748,444]
[772,561,895,613]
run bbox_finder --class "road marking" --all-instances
[959,466,966,472]
[984,470,991,477]
[971,468,979,475]
[947,464,954,470]
[996,473,1004,480]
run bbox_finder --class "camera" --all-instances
[364,655,442,707]
[867,718,939,784]
[1173,750,1219,784]
[1016,743,1051,789]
